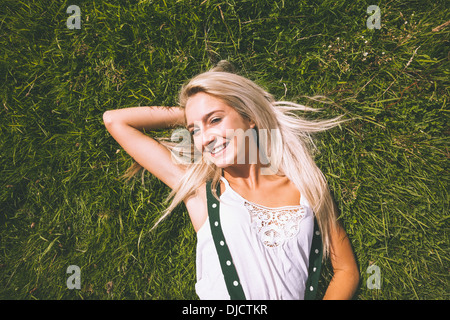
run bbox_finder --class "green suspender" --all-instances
[206,180,246,300]
[206,179,323,300]
[304,217,323,300]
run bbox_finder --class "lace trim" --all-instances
[244,200,305,248]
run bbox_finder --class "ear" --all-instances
[247,117,256,129]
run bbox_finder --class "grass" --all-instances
[0,0,448,300]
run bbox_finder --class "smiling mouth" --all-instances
[210,141,230,156]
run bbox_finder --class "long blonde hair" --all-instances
[125,61,348,259]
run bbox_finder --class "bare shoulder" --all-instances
[183,179,227,232]
[183,181,208,233]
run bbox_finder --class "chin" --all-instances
[205,155,236,168]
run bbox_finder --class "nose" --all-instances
[202,131,217,152]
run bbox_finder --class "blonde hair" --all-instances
[126,61,348,259]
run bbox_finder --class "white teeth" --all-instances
[211,142,228,155]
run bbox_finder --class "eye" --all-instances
[191,128,199,136]
[210,117,221,124]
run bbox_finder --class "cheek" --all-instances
[192,137,202,152]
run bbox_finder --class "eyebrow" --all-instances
[186,110,224,130]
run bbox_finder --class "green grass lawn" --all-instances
[0,0,448,300]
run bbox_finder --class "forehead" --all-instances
[185,92,231,120]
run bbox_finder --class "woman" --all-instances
[103,61,359,300]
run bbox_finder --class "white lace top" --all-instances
[195,175,315,300]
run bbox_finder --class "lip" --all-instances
[210,141,230,156]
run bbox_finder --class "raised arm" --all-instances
[103,106,187,190]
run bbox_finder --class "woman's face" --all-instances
[185,92,256,168]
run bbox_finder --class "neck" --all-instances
[223,163,260,189]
